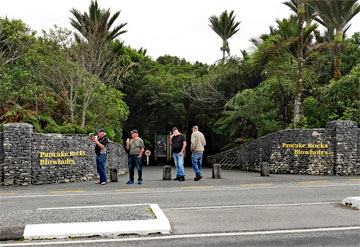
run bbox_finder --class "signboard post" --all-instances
[144,150,151,166]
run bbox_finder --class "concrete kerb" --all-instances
[0,204,171,241]
[0,226,25,241]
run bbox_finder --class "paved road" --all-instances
[1,166,359,246]
[2,229,359,247]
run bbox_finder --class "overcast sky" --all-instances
[1,0,360,64]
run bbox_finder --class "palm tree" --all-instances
[275,15,318,58]
[296,0,305,128]
[283,0,317,28]
[69,0,128,128]
[311,0,360,80]
[70,0,127,44]
[281,1,305,129]
[209,10,241,61]
[275,12,318,128]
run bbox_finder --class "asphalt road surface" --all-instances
[1,166,359,247]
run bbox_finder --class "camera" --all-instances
[89,133,96,139]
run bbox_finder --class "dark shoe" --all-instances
[179,176,185,182]
[173,176,180,181]
[126,180,134,184]
[138,179,143,185]
[194,175,203,181]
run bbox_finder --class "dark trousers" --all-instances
[96,154,107,182]
[128,155,142,181]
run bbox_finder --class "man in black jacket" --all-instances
[90,128,109,185]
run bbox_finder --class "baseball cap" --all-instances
[192,125,199,130]
[130,129,138,134]
[97,128,106,133]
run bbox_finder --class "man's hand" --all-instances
[179,151,183,156]
[126,138,130,145]
[95,136,100,144]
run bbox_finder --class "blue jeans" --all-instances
[191,152,203,176]
[173,152,185,177]
[96,154,107,182]
[128,155,142,181]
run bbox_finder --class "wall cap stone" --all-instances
[4,123,33,128]
[326,120,358,129]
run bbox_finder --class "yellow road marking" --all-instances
[181,186,214,189]
[49,190,85,194]
[300,181,328,184]
[0,193,12,195]
[349,179,360,181]
[116,188,150,192]
[240,183,273,187]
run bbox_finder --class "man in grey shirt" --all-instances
[126,129,145,184]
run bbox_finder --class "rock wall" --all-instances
[358,128,360,168]
[326,120,359,175]
[0,132,3,183]
[269,129,334,175]
[2,123,33,186]
[208,120,359,175]
[0,123,128,186]
[0,132,3,163]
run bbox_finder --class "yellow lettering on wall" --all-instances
[39,150,85,165]
[39,158,76,165]
[283,142,329,155]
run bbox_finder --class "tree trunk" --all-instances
[69,85,74,123]
[294,0,305,129]
[225,40,230,57]
[334,29,342,81]
[70,104,74,123]
[80,87,90,128]
[80,99,87,128]
[222,41,225,62]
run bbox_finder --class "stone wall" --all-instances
[0,132,3,183]
[269,129,334,175]
[2,123,33,186]
[326,120,359,175]
[208,120,359,175]
[358,128,360,167]
[0,123,128,186]
[0,132,3,163]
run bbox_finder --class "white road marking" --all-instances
[300,181,328,184]
[240,183,273,186]
[1,226,360,246]
[0,183,359,200]
[37,203,152,210]
[49,190,85,193]
[168,201,338,210]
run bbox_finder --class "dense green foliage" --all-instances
[0,18,129,142]
[1,1,359,153]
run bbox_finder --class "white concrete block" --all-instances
[342,196,360,210]
[24,204,171,239]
